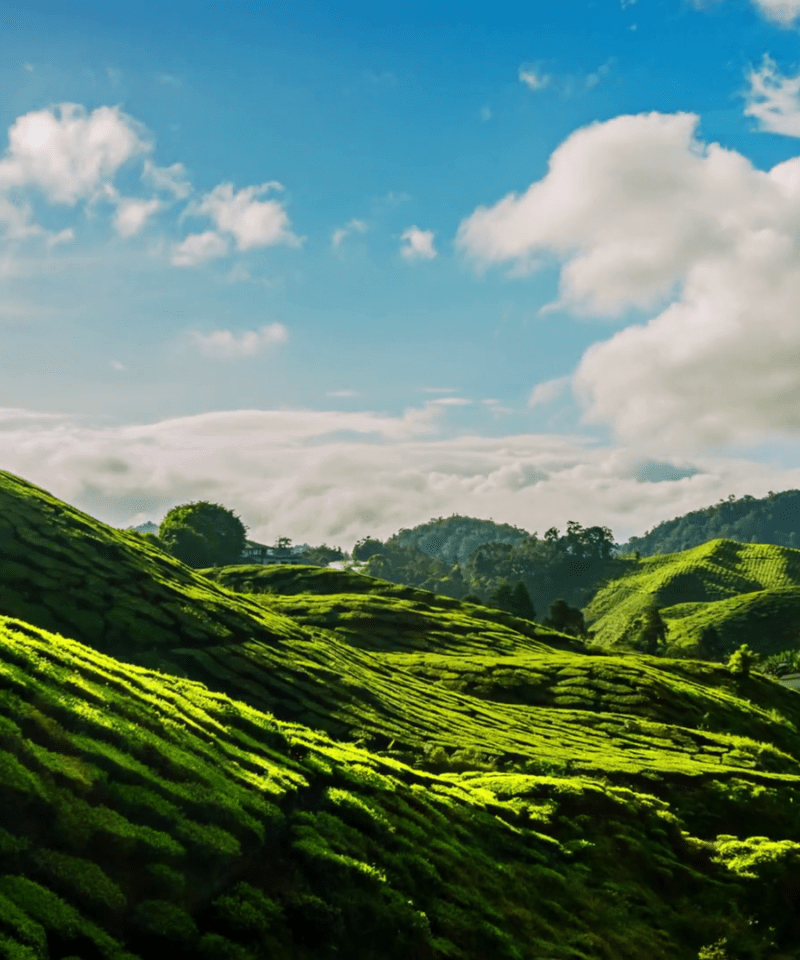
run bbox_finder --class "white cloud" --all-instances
[0,104,151,205]
[327,389,360,397]
[142,159,191,199]
[331,218,368,249]
[428,397,472,406]
[400,226,437,260]
[45,228,74,248]
[519,67,551,90]
[744,55,800,136]
[4,406,800,549]
[188,322,288,359]
[0,196,41,240]
[171,230,229,267]
[528,376,571,407]
[458,110,800,451]
[192,182,301,251]
[114,197,160,238]
[110,360,125,371]
[750,0,800,24]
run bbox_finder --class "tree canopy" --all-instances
[158,501,248,569]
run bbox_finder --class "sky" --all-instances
[5,0,800,550]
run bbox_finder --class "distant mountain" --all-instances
[388,514,531,567]
[127,520,159,535]
[622,489,800,557]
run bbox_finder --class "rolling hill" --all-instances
[2,469,800,957]
[622,489,800,557]
[585,538,800,664]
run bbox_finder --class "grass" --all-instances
[1,469,800,956]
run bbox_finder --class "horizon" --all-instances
[6,1,800,548]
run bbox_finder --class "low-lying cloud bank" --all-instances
[1,406,798,550]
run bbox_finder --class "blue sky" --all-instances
[4,0,800,550]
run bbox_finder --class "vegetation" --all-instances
[623,489,800,557]
[158,501,249,569]
[2,469,800,956]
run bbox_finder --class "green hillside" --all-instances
[3,470,800,957]
[623,489,800,557]
[586,538,800,660]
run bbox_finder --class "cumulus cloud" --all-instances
[2,406,799,549]
[188,322,288,359]
[331,218,368,249]
[400,226,437,261]
[744,55,800,136]
[428,397,472,406]
[0,103,151,205]
[750,0,800,24]
[459,110,800,451]
[191,181,301,251]
[171,230,229,267]
[142,159,191,199]
[113,197,160,238]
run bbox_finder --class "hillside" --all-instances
[623,489,800,557]
[3,470,800,956]
[585,538,800,661]
[387,515,531,567]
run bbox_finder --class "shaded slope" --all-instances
[0,470,308,658]
[586,538,800,658]
[2,614,800,959]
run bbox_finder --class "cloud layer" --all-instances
[1,406,797,550]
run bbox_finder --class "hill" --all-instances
[623,489,800,557]
[386,514,531,567]
[3,470,800,956]
[585,538,800,662]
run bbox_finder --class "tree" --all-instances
[543,599,586,637]
[639,605,668,655]
[352,537,384,561]
[696,624,726,662]
[301,543,344,567]
[159,501,248,569]
[728,643,758,680]
[509,582,536,620]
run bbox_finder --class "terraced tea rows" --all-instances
[3,469,800,957]
[587,538,800,657]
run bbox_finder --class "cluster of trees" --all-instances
[623,490,800,558]
[133,503,343,570]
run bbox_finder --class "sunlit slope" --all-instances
[0,470,308,656]
[189,565,800,796]
[587,538,800,655]
[3,616,800,959]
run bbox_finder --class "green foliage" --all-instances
[543,599,586,637]
[487,581,536,620]
[623,489,800,558]
[4,467,800,959]
[300,543,344,566]
[352,537,385,561]
[159,500,248,568]
[728,643,758,680]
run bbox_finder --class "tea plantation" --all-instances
[1,469,800,958]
